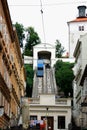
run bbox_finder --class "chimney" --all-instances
[78,5,86,18]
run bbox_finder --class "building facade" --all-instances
[68,4,87,129]
[0,0,26,128]
[33,43,56,70]
[21,94,72,130]
[22,42,72,130]
[73,33,87,128]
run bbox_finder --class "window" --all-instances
[82,26,84,31]
[58,116,65,129]
[30,116,37,120]
[79,26,84,31]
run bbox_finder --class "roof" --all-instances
[68,17,87,23]
[1,0,14,42]
[33,43,55,48]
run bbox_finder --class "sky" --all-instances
[7,0,87,53]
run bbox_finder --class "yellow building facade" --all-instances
[0,0,26,128]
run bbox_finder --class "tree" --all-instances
[13,22,25,48]
[54,60,74,97]
[24,64,34,97]
[24,27,41,56]
[55,40,65,58]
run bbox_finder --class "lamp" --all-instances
[46,107,49,130]
[46,107,49,116]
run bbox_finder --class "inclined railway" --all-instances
[32,59,57,98]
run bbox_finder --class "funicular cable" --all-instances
[40,0,46,44]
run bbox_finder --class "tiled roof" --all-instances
[68,17,87,23]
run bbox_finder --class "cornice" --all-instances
[13,29,23,67]
[1,0,14,42]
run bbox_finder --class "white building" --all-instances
[67,5,87,58]
[33,43,56,69]
[68,5,87,128]
[73,33,87,128]
[26,42,72,130]
[29,95,72,130]
[22,42,72,130]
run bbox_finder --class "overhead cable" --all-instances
[40,0,46,43]
[9,1,87,6]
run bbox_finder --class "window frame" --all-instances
[58,116,65,129]
[79,26,84,31]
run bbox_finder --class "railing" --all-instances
[44,68,57,94]
[32,70,39,98]
[50,68,57,93]
[43,66,46,93]
[21,97,40,104]
[28,97,71,106]
[55,99,67,105]
[29,98,40,104]
[32,67,59,97]
[52,68,57,93]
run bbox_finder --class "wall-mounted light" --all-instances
[46,107,48,111]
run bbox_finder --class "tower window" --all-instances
[79,26,84,31]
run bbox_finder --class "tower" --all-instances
[67,5,87,58]
[78,5,86,18]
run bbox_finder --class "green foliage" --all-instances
[13,22,25,47]
[55,40,65,58]
[14,23,41,56]
[54,60,74,97]
[24,64,34,97]
[24,27,41,56]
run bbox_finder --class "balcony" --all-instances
[55,99,67,105]
[74,62,82,77]
[22,97,71,107]
[2,52,12,75]
[12,63,20,85]
[81,77,87,102]
[0,72,11,102]
[0,37,12,75]
[12,85,20,106]
[0,37,5,52]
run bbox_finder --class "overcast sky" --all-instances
[7,0,87,53]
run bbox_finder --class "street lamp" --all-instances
[46,107,48,114]
[46,107,49,130]
[0,106,4,117]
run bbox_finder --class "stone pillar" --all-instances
[22,105,29,129]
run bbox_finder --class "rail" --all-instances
[28,97,71,106]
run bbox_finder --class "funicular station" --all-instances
[23,43,72,130]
